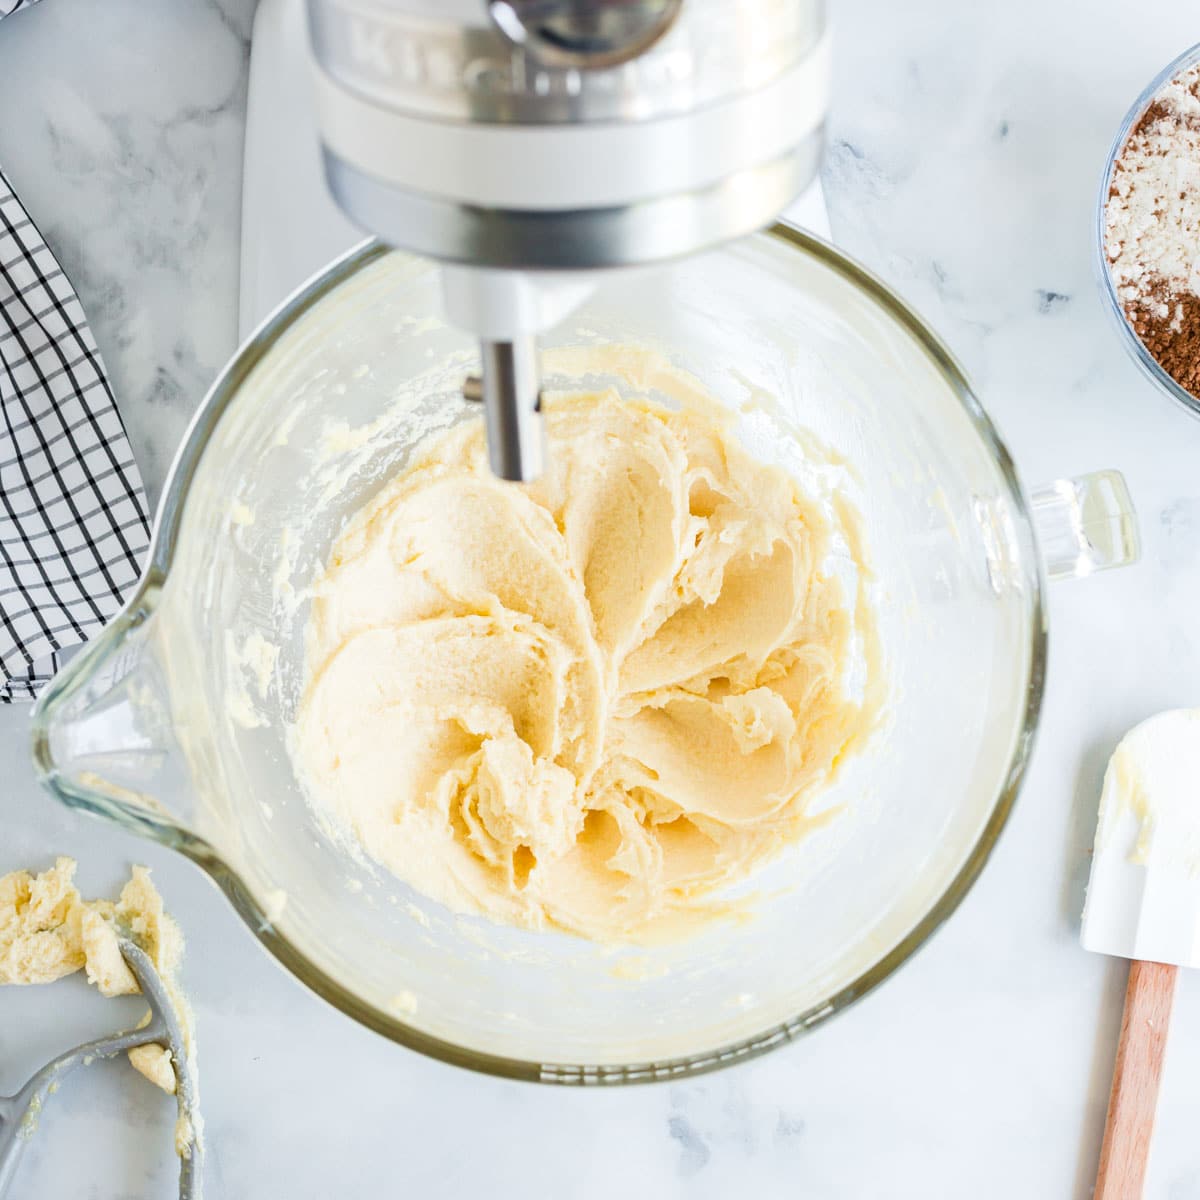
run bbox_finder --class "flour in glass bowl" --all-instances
[1104,61,1200,398]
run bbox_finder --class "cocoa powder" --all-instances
[1126,289,1200,397]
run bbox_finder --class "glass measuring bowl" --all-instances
[31,226,1138,1082]
[1095,40,1200,418]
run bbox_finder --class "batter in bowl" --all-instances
[294,385,879,942]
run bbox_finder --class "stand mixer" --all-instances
[306,0,830,478]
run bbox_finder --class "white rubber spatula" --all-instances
[1081,709,1200,1200]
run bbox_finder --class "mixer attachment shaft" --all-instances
[464,336,545,482]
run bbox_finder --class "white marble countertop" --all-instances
[2,1,1200,1196]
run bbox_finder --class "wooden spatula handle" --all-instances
[1094,958,1179,1200]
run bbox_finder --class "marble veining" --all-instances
[2,0,1200,1197]
[0,0,253,504]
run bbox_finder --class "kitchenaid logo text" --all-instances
[327,11,706,106]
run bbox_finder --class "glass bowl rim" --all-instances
[32,225,1047,1085]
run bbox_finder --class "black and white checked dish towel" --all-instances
[0,165,152,702]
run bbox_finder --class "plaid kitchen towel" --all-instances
[0,166,151,701]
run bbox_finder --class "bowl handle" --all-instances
[1029,470,1140,581]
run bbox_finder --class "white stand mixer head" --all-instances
[307,0,831,478]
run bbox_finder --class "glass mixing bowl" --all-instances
[31,226,1138,1083]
